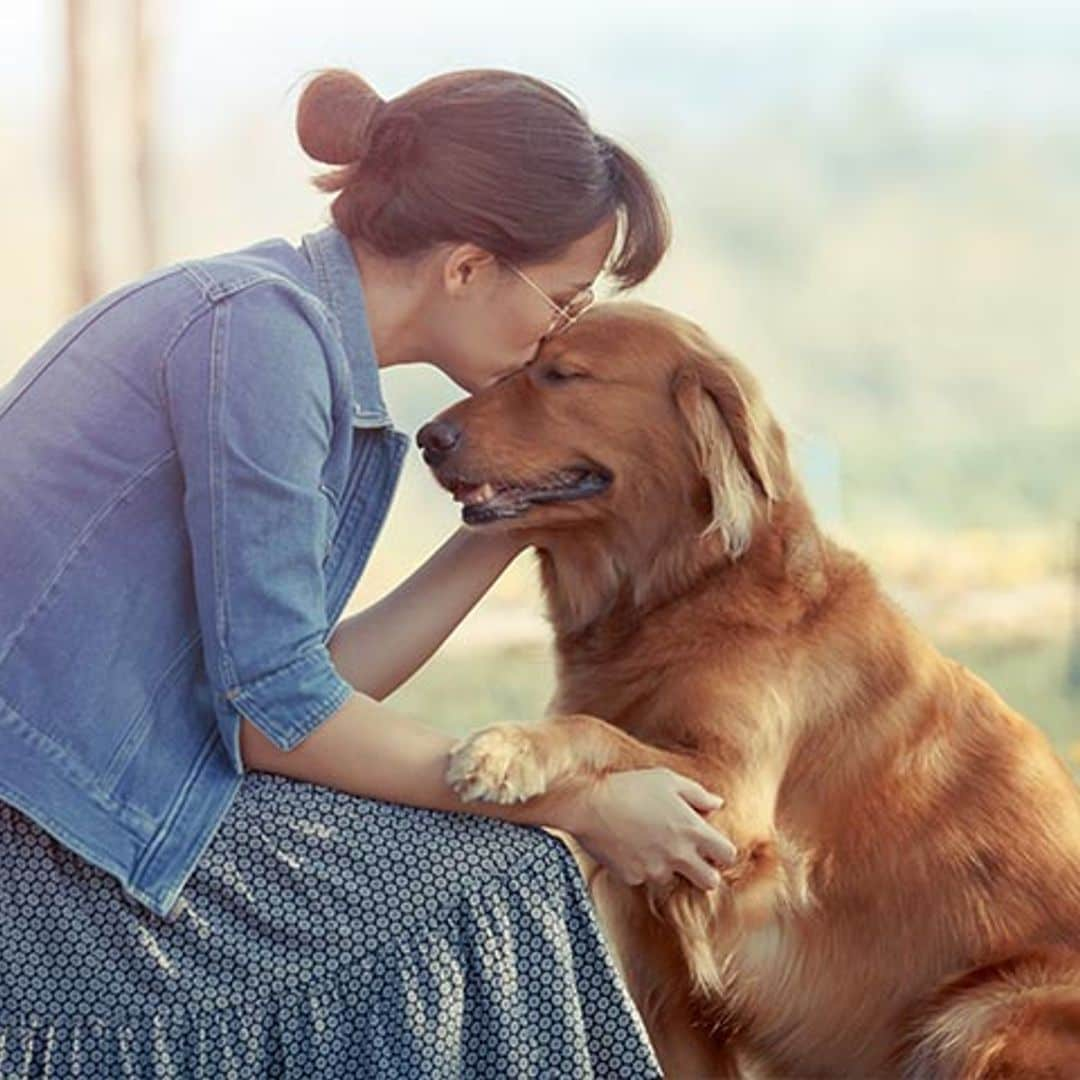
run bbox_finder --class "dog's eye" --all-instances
[544,367,586,384]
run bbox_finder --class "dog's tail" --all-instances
[894,947,1080,1078]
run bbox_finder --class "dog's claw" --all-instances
[446,725,549,804]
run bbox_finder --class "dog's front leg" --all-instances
[445,712,709,805]
[447,712,810,945]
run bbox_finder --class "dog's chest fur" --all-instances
[547,627,945,1071]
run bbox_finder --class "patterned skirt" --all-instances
[0,771,661,1078]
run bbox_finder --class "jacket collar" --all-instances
[300,223,394,429]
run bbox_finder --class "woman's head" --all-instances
[296,68,671,391]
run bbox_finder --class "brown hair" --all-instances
[295,68,670,289]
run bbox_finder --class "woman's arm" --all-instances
[241,523,736,888]
[240,688,578,826]
[245,521,549,821]
[326,525,526,701]
[239,691,734,889]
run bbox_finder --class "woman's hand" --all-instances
[559,768,737,890]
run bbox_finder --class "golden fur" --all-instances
[427,301,1080,1077]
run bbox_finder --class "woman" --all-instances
[0,68,735,1077]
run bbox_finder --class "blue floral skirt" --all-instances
[0,771,661,1078]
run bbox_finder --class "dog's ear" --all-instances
[672,352,783,556]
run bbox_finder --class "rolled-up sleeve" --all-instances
[164,282,354,775]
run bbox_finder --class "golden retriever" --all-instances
[417,301,1080,1078]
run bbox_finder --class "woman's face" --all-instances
[431,216,618,394]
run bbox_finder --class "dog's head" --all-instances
[419,300,793,564]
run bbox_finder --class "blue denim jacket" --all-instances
[0,224,409,918]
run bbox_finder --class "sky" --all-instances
[4,0,1080,152]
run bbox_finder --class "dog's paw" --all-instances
[446,724,549,804]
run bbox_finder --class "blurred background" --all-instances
[2,1,1076,768]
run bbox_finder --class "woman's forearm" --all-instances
[278,525,584,829]
[239,695,586,832]
[327,525,527,700]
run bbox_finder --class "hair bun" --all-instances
[296,68,384,165]
[365,110,426,180]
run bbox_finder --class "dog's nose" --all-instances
[416,419,462,465]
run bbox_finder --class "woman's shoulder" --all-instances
[170,234,345,357]
[180,235,322,310]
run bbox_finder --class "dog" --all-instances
[417,300,1080,1077]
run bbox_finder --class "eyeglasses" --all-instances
[501,259,596,337]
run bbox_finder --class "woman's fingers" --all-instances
[674,854,723,890]
[580,768,740,890]
[668,774,738,866]
[675,776,725,812]
[701,828,738,867]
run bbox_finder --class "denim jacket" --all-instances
[0,223,409,918]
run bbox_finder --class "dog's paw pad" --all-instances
[446,725,548,805]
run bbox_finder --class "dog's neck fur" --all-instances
[535,490,830,653]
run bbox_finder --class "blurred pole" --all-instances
[132,0,158,272]
[1068,520,1080,696]
[65,0,98,307]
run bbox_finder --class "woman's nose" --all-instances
[416,419,462,465]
